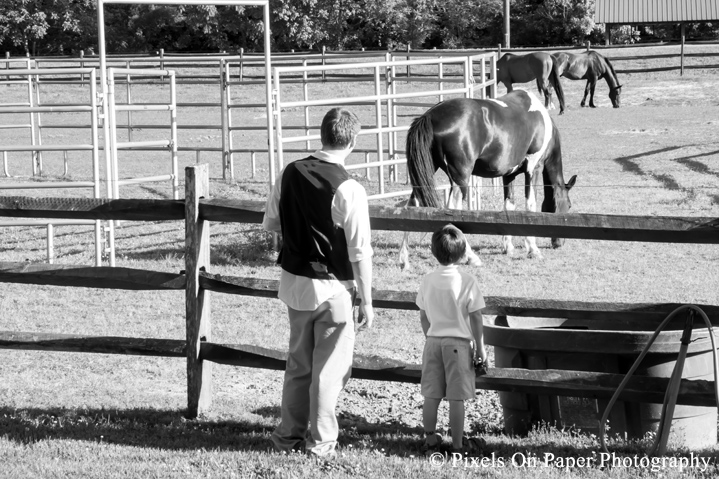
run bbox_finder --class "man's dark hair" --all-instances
[431,224,467,266]
[321,108,361,148]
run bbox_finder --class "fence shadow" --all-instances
[0,406,270,452]
[0,405,424,456]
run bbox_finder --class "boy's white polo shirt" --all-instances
[416,264,484,340]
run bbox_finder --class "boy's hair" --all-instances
[321,108,361,148]
[431,224,467,265]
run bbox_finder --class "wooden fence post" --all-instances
[186,164,211,418]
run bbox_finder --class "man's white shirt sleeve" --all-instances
[332,178,373,262]
[262,173,283,233]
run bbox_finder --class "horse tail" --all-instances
[406,113,441,208]
[549,59,565,112]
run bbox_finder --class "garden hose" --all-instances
[599,304,719,456]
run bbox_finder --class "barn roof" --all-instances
[595,0,719,23]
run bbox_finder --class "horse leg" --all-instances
[502,176,516,256]
[447,181,482,266]
[399,231,411,271]
[545,87,555,110]
[523,171,543,259]
[502,79,514,95]
[588,80,598,108]
[537,79,555,110]
[398,197,417,270]
[447,183,463,209]
[581,81,591,107]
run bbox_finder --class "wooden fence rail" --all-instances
[1,165,719,418]
[1,196,718,243]
[3,262,719,323]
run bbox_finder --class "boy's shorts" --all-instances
[421,336,476,401]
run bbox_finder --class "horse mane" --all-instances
[594,51,620,85]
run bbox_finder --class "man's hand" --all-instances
[356,302,374,332]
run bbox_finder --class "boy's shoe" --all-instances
[420,433,443,457]
[451,436,486,456]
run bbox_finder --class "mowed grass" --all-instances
[2,45,719,478]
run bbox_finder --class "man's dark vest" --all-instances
[278,157,354,281]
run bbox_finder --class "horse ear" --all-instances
[566,175,577,190]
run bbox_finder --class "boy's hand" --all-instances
[356,303,374,332]
[474,357,488,376]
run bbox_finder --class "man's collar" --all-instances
[312,149,351,165]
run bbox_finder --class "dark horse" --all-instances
[551,51,622,108]
[398,90,576,269]
[496,52,566,115]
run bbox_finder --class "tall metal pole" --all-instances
[97,0,116,267]
[504,0,510,49]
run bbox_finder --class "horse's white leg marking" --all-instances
[465,238,482,266]
[398,197,414,270]
[524,181,542,259]
[399,231,411,270]
[502,198,515,256]
[448,185,463,210]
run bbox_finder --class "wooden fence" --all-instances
[1,164,719,418]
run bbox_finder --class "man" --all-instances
[262,107,374,458]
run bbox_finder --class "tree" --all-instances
[511,0,603,46]
[0,0,49,55]
[433,0,503,49]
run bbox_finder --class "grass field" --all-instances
[2,44,719,478]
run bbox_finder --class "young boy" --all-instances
[416,224,488,455]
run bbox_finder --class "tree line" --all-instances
[1,0,717,57]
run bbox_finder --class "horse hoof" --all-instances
[559,110,565,115]
[527,251,543,260]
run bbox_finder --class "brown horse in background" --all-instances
[497,52,566,115]
[551,51,622,108]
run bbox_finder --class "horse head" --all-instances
[543,174,576,248]
[609,85,622,108]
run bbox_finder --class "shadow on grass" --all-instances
[0,406,273,452]
[0,405,424,456]
[614,145,719,207]
[673,151,719,180]
[613,146,685,186]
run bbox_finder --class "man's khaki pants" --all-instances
[271,288,355,456]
